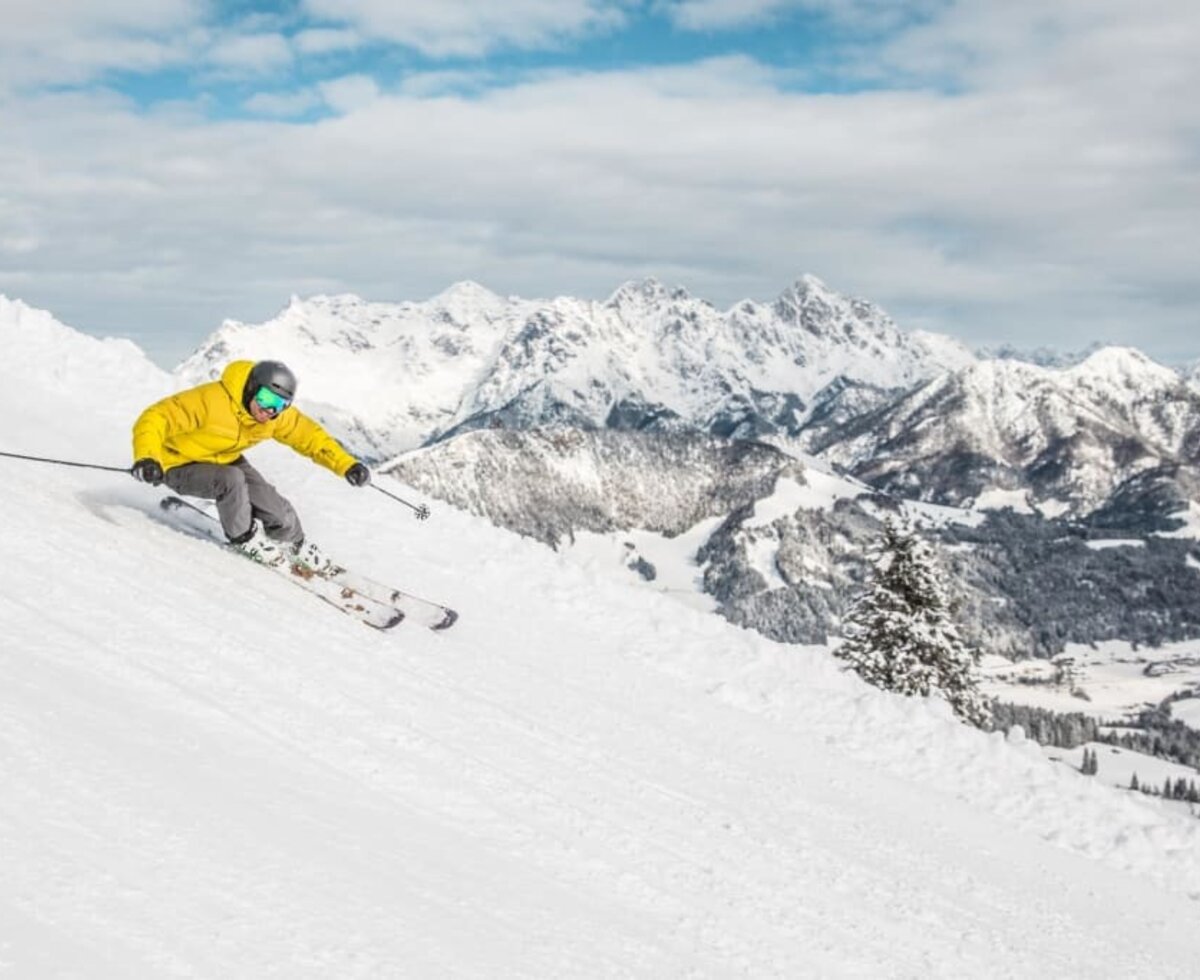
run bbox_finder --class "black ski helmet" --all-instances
[243,359,298,412]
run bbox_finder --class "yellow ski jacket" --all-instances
[132,360,357,477]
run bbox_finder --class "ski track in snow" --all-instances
[1,374,1199,975]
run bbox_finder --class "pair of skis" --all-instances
[159,496,457,632]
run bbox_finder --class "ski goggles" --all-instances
[253,386,291,415]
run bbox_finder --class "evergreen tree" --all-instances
[835,518,991,728]
[1129,772,1140,792]
[1081,748,1099,776]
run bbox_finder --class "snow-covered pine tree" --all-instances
[835,517,992,728]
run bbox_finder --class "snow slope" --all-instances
[2,313,1200,976]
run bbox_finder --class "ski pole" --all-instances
[0,449,131,474]
[372,482,431,520]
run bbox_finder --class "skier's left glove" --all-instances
[131,458,164,485]
[345,462,371,487]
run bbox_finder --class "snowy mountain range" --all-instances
[175,275,974,455]
[808,349,1200,522]
[171,277,1200,533]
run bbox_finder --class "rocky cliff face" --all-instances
[383,428,805,549]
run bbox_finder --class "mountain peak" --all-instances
[424,281,508,324]
[430,280,502,304]
[772,274,848,326]
[775,273,835,305]
[980,341,1104,368]
[1068,345,1178,389]
[606,277,694,308]
[795,272,833,293]
[283,293,368,315]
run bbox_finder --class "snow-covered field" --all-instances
[3,315,1200,975]
[981,640,1200,722]
[1047,742,1197,810]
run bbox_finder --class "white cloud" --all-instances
[662,0,791,30]
[661,0,939,32]
[240,74,382,125]
[318,75,381,113]
[0,2,1197,365]
[397,68,506,99]
[300,0,630,57]
[207,32,295,75]
[293,27,365,55]
[0,0,199,38]
[244,89,324,118]
[0,0,201,90]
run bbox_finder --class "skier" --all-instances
[130,359,371,565]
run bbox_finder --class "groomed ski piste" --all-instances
[3,312,1200,977]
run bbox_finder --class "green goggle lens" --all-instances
[254,386,290,413]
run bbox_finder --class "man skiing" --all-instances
[131,359,371,565]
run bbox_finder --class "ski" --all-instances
[158,496,458,630]
[157,496,403,630]
[324,565,459,631]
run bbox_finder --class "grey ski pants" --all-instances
[163,457,304,544]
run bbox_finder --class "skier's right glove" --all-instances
[131,458,164,485]
[345,462,371,487]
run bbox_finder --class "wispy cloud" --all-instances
[0,0,200,89]
[661,0,943,33]
[300,0,632,57]
[661,0,796,31]
[293,27,365,56]
[317,74,381,113]
[207,32,295,75]
[243,89,324,118]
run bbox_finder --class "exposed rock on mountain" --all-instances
[809,350,1200,523]
[383,428,804,549]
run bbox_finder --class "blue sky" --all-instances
[1,1,1198,366]
[104,2,919,118]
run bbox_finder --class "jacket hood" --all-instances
[219,360,257,420]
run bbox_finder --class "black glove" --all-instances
[345,462,371,487]
[131,458,164,485]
